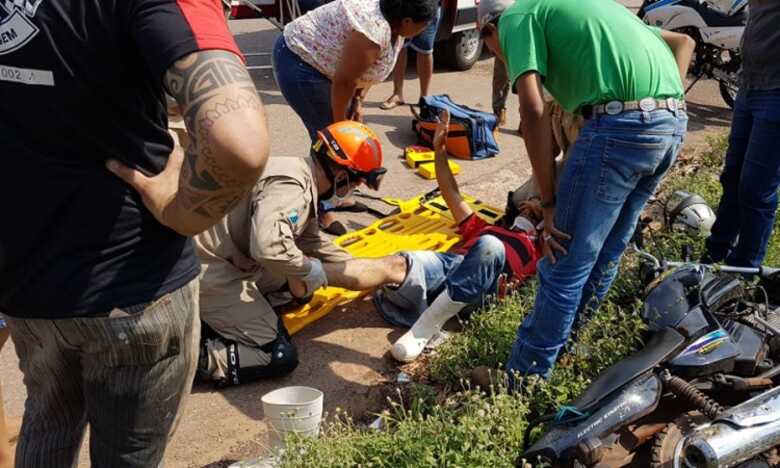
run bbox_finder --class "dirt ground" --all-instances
[0,8,736,467]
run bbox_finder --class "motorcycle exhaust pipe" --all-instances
[683,386,780,467]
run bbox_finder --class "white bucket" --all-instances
[261,386,324,442]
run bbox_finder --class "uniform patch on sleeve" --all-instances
[287,209,300,225]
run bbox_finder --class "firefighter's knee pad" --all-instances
[215,334,299,388]
[262,332,299,377]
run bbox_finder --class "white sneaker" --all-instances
[391,291,466,362]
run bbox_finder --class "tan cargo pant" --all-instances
[198,258,293,384]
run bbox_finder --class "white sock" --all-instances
[391,290,467,362]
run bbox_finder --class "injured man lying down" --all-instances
[291,110,547,362]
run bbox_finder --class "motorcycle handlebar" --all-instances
[664,262,780,278]
[629,223,780,278]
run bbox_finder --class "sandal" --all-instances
[379,96,405,110]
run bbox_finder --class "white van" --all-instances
[436,0,483,70]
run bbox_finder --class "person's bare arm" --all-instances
[433,110,473,224]
[659,29,696,87]
[288,255,407,297]
[517,71,569,262]
[332,31,381,122]
[108,50,269,236]
[325,256,407,290]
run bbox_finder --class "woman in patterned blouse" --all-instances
[273,0,438,140]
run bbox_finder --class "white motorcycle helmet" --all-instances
[665,191,717,237]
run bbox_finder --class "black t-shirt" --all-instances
[742,0,780,90]
[0,0,241,318]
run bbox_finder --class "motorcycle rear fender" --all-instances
[643,5,708,29]
[700,27,744,50]
[523,373,662,465]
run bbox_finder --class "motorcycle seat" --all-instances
[571,327,687,413]
[691,1,747,27]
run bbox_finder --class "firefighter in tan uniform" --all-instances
[196,121,387,387]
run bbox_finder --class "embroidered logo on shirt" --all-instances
[0,0,44,55]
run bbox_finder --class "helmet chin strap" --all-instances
[313,149,347,202]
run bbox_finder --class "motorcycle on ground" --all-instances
[638,0,748,109]
[522,231,780,467]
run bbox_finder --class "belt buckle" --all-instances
[639,97,657,112]
[666,97,677,111]
[605,101,623,115]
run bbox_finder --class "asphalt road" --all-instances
[0,4,734,466]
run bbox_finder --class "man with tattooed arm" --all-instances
[0,0,268,465]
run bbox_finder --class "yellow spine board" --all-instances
[282,193,504,334]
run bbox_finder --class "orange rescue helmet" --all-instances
[315,121,386,191]
[316,121,384,173]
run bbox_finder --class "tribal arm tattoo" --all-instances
[164,50,269,233]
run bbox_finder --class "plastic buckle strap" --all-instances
[554,405,589,425]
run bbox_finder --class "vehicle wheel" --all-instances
[650,412,709,468]
[719,81,737,109]
[444,30,483,71]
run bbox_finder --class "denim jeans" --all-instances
[706,88,780,267]
[375,235,507,328]
[272,35,333,141]
[506,109,688,379]
[7,281,200,467]
[405,7,441,55]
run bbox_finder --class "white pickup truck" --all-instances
[230,0,483,70]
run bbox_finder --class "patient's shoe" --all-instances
[391,290,466,362]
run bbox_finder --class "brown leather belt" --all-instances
[581,97,687,119]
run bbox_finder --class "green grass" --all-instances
[279,132,780,467]
[281,387,532,467]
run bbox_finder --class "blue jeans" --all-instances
[706,88,780,267]
[272,35,333,141]
[506,109,688,379]
[405,8,441,55]
[375,236,506,328]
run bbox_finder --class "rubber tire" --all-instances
[444,30,483,71]
[651,412,710,468]
[719,81,737,110]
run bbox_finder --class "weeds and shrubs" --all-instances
[281,386,532,467]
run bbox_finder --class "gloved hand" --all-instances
[300,258,328,296]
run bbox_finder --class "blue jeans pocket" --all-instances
[597,137,669,203]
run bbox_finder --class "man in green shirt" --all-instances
[475,0,695,382]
